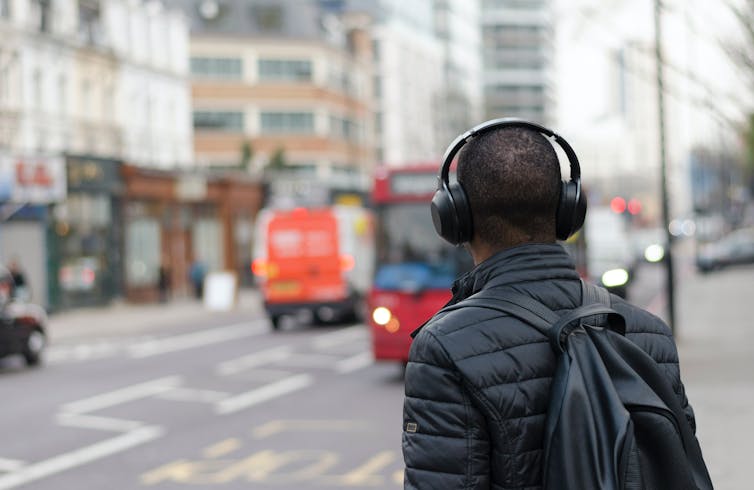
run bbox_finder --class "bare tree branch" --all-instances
[722,0,754,88]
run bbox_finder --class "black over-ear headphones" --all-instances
[430,117,587,245]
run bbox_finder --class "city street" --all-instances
[0,298,406,489]
[0,244,750,489]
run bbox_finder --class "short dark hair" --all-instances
[457,126,561,246]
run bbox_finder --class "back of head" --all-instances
[457,126,561,247]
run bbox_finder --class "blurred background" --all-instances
[0,0,752,489]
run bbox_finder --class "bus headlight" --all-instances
[372,307,392,326]
[601,268,629,288]
[373,307,400,333]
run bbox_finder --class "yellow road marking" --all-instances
[202,439,241,459]
[140,450,342,485]
[140,459,232,485]
[252,419,371,439]
[325,451,396,486]
[393,468,404,485]
[218,450,340,483]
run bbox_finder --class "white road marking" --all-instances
[312,327,367,350]
[56,413,144,432]
[0,426,163,490]
[128,321,267,358]
[46,342,122,363]
[278,353,342,368]
[155,387,229,403]
[61,376,182,415]
[252,419,373,439]
[215,374,314,415]
[215,346,293,376]
[0,460,24,473]
[335,351,374,374]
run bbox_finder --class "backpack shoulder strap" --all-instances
[440,291,557,336]
[581,279,611,307]
[580,280,623,333]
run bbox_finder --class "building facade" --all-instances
[481,0,555,124]
[168,0,375,206]
[121,165,262,301]
[0,0,194,309]
[342,0,444,166]
[433,0,483,145]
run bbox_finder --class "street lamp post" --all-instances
[654,0,676,333]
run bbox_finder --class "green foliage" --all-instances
[239,140,254,171]
[268,147,287,170]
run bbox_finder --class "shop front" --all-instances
[122,165,263,302]
[0,154,67,309]
[48,156,123,310]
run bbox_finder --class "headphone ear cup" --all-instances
[572,186,587,235]
[556,180,578,241]
[430,181,472,245]
[448,182,472,244]
[431,187,459,245]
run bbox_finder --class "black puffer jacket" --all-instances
[402,243,696,490]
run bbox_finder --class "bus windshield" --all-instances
[374,203,473,291]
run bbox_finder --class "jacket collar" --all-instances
[411,242,579,338]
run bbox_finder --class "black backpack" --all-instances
[448,281,714,490]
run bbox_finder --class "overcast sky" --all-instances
[554,0,749,146]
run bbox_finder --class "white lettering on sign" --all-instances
[389,173,437,196]
[270,230,303,257]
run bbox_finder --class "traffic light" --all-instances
[610,197,627,214]
[627,198,642,215]
[611,196,641,222]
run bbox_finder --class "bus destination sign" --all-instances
[389,172,438,196]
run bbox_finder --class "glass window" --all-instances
[33,69,43,110]
[0,64,10,104]
[193,218,223,272]
[67,193,111,227]
[1,0,11,18]
[329,115,361,142]
[374,203,473,290]
[126,218,160,286]
[78,0,102,45]
[193,111,244,131]
[58,75,66,115]
[190,57,243,79]
[260,111,314,134]
[258,59,312,82]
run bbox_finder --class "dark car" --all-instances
[696,227,754,273]
[0,270,47,366]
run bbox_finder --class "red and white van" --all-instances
[252,206,374,329]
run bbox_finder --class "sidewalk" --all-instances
[675,263,754,490]
[47,288,266,342]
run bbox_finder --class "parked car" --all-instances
[696,227,754,273]
[0,267,47,366]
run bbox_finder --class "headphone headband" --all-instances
[439,117,581,185]
[431,117,587,244]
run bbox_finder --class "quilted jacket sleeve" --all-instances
[616,298,698,433]
[402,328,491,489]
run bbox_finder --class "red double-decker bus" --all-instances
[368,165,473,363]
